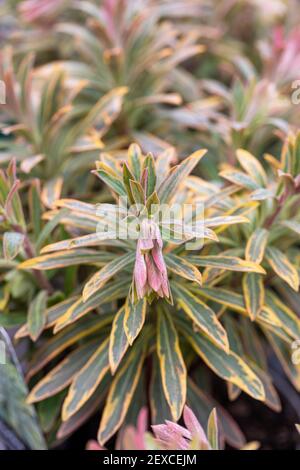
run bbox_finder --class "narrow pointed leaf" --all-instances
[243,273,265,320]
[124,297,147,345]
[173,282,229,351]
[177,315,265,401]
[266,291,300,340]
[62,338,110,420]
[27,341,99,403]
[150,353,172,424]
[82,252,135,301]
[54,279,129,332]
[27,290,48,342]
[157,307,186,421]
[245,228,269,264]
[109,306,129,374]
[98,338,147,445]
[158,149,207,203]
[19,250,114,270]
[3,232,24,260]
[236,149,267,186]
[165,253,202,285]
[220,169,260,190]
[186,255,265,274]
[207,408,219,450]
[266,247,299,291]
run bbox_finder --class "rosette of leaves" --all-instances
[0,49,126,205]
[38,0,205,153]
[214,133,300,399]
[19,144,272,447]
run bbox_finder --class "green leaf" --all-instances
[19,249,114,270]
[158,149,207,203]
[36,209,68,252]
[124,297,147,345]
[281,220,300,235]
[62,337,110,420]
[177,315,265,401]
[264,330,300,391]
[109,306,129,374]
[29,180,42,240]
[3,232,24,260]
[266,291,300,340]
[93,162,127,197]
[236,149,267,186]
[122,163,135,204]
[219,169,260,190]
[27,341,99,403]
[165,253,202,285]
[128,143,142,180]
[53,278,129,332]
[129,179,145,205]
[265,246,299,291]
[185,255,265,274]
[150,353,172,424]
[173,282,229,351]
[27,290,48,342]
[98,336,147,445]
[207,408,219,450]
[27,316,111,379]
[242,273,265,320]
[0,362,47,450]
[157,306,186,421]
[82,252,135,301]
[245,228,269,264]
[191,285,246,313]
[143,153,156,197]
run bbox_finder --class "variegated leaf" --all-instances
[236,149,267,186]
[219,169,260,190]
[245,228,269,264]
[165,253,202,285]
[157,307,186,421]
[54,279,129,332]
[207,408,219,450]
[27,290,48,342]
[150,353,172,424]
[98,337,147,445]
[27,341,99,403]
[266,246,299,291]
[177,315,265,401]
[82,252,135,301]
[109,306,129,374]
[158,149,207,203]
[62,338,110,420]
[173,282,229,351]
[19,250,114,270]
[3,232,24,260]
[186,255,265,274]
[124,297,147,345]
[243,273,265,320]
[266,291,300,340]
[27,316,111,379]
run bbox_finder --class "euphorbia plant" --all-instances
[19,143,284,447]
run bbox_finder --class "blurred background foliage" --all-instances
[0,0,300,450]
